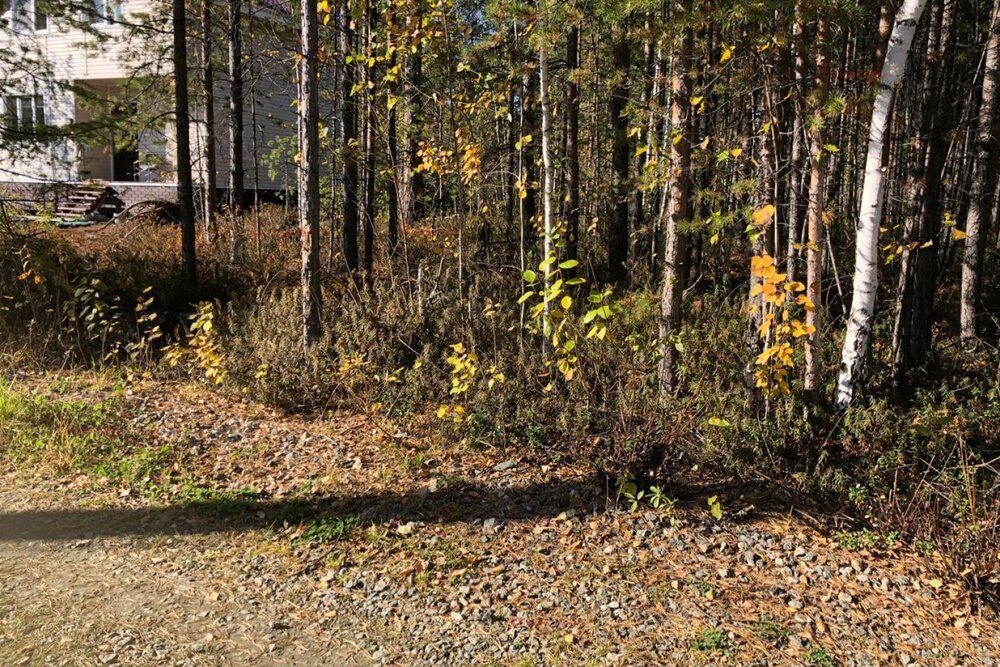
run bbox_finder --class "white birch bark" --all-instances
[834,0,929,410]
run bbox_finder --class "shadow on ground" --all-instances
[0,477,791,542]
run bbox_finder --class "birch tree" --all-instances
[834,0,929,410]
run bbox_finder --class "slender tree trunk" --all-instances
[746,80,777,372]
[657,0,692,397]
[227,0,245,262]
[201,0,217,242]
[229,0,244,206]
[328,4,343,268]
[609,24,631,285]
[342,1,360,274]
[786,7,805,287]
[960,0,1000,345]
[504,29,517,239]
[362,0,376,277]
[804,20,829,398]
[387,8,400,257]
[248,3,261,258]
[521,67,538,238]
[891,0,950,388]
[299,0,321,347]
[539,29,554,353]
[174,0,197,287]
[565,24,581,275]
[834,0,928,410]
[404,16,424,228]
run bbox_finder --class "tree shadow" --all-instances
[0,475,796,542]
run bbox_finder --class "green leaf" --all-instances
[558,259,579,269]
[522,269,537,283]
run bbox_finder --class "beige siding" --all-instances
[0,0,302,191]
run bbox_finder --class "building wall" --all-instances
[0,0,302,193]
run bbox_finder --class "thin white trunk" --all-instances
[834,0,928,410]
[539,34,555,351]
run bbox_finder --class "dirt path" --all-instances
[3,373,1000,666]
[0,479,369,667]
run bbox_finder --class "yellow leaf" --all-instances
[952,229,968,241]
[929,578,943,589]
[720,45,733,63]
[752,204,776,227]
[690,96,703,106]
[729,148,743,158]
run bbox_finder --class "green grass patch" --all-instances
[0,381,175,493]
[691,628,731,654]
[293,514,360,545]
[805,646,836,667]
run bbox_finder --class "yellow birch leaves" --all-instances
[750,254,816,396]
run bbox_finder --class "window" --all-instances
[2,0,45,33]
[3,95,45,135]
[89,0,123,23]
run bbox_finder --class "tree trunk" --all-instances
[362,0,376,277]
[804,20,829,398]
[565,24,581,275]
[387,8,400,257]
[228,0,244,208]
[786,7,805,287]
[891,0,952,389]
[521,67,538,238]
[227,0,244,262]
[960,0,1000,345]
[609,24,631,285]
[657,0,692,397]
[342,1,360,274]
[834,0,928,410]
[539,29,554,352]
[299,0,321,347]
[174,0,197,287]
[404,17,424,228]
[200,0,217,242]
[746,80,776,371]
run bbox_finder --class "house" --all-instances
[0,0,299,217]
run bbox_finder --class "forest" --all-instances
[2,0,1000,663]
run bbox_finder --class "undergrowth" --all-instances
[3,211,1000,603]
